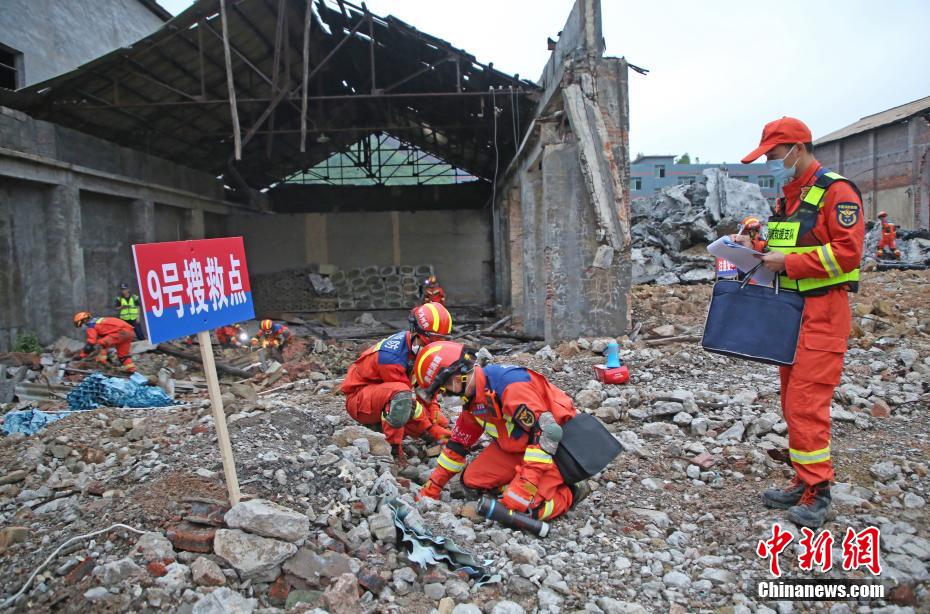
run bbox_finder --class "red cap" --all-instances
[741,117,812,164]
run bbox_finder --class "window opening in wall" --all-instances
[733,175,750,183]
[758,176,775,189]
[655,164,666,178]
[632,177,642,190]
[0,44,22,90]
[677,176,696,185]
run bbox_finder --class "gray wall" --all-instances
[1,0,166,87]
[0,105,233,350]
[231,209,495,306]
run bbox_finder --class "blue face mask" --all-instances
[767,145,798,186]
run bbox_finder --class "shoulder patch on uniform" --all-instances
[513,404,537,431]
[835,202,860,228]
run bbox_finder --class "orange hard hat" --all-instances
[73,311,91,327]
[413,341,476,399]
[878,210,887,218]
[741,216,762,231]
[260,319,273,331]
[409,303,453,342]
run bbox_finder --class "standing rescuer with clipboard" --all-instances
[734,117,864,528]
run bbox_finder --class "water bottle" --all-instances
[605,341,621,368]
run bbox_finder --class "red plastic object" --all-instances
[593,364,630,385]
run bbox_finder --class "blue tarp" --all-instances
[66,373,176,410]
[2,409,68,436]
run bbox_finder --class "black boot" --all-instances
[787,483,832,528]
[569,480,592,509]
[763,476,806,509]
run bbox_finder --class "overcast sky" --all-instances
[158,0,930,164]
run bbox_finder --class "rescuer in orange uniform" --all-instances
[340,304,455,455]
[216,323,246,348]
[420,275,446,306]
[740,216,767,252]
[73,312,138,373]
[735,117,864,528]
[415,341,589,521]
[876,211,902,259]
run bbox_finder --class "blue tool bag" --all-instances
[701,266,805,366]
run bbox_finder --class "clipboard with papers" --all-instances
[707,237,776,285]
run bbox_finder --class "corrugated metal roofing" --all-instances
[815,95,930,145]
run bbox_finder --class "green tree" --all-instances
[676,152,691,165]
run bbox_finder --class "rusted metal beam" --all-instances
[57,89,535,110]
[367,13,376,94]
[219,0,242,160]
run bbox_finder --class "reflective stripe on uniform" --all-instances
[790,444,831,465]
[437,451,466,473]
[817,243,842,278]
[476,419,499,438]
[523,447,554,464]
[412,401,424,420]
[502,488,531,509]
[538,499,555,520]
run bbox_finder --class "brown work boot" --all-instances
[763,475,806,510]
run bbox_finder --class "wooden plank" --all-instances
[299,0,311,152]
[197,330,241,506]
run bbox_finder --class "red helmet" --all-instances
[424,275,438,287]
[260,319,273,331]
[409,303,453,343]
[877,210,887,218]
[741,216,761,232]
[414,341,476,398]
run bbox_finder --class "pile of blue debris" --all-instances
[2,373,175,436]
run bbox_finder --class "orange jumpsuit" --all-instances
[428,365,577,521]
[877,221,901,258]
[83,317,137,366]
[775,162,864,486]
[341,331,449,445]
[216,325,244,348]
[254,323,290,347]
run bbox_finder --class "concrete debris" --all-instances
[0,269,928,612]
[632,169,770,284]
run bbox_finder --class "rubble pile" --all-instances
[632,168,771,285]
[864,225,930,267]
[0,270,928,612]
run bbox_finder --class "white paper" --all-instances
[707,236,776,285]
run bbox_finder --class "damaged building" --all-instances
[0,0,632,351]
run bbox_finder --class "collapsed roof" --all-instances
[1,0,539,191]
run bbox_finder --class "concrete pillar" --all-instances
[520,167,545,337]
[186,208,205,239]
[46,184,86,341]
[130,198,156,244]
[304,213,328,264]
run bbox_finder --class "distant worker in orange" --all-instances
[420,275,446,306]
[73,312,137,373]
[216,323,247,349]
[739,216,767,252]
[876,211,901,259]
[734,117,864,528]
[341,304,454,456]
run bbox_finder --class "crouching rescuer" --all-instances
[340,304,455,456]
[73,311,138,373]
[415,341,621,524]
